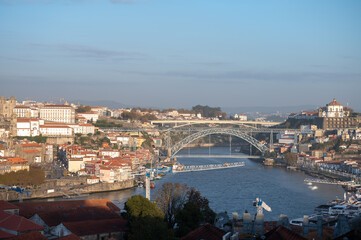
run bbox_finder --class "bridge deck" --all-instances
[151,120,281,126]
[173,162,245,173]
[304,178,356,186]
[174,154,261,159]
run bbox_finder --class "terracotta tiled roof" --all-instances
[14,106,30,109]
[0,200,19,211]
[62,218,127,236]
[181,223,226,240]
[0,229,15,239]
[16,118,38,122]
[0,210,44,233]
[43,105,72,108]
[21,143,41,147]
[35,207,120,227]
[333,229,361,240]
[23,150,40,153]
[14,199,120,219]
[264,225,307,240]
[327,98,342,106]
[57,234,82,240]
[8,231,47,240]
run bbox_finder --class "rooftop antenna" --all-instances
[253,197,272,215]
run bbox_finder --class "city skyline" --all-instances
[1,0,360,109]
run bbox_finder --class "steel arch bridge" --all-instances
[170,128,269,157]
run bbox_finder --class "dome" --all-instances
[327,98,342,106]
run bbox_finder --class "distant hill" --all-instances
[72,99,126,109]
[223,105,318,114]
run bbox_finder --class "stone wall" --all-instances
[0,179,134,201]
[46,136,74,145]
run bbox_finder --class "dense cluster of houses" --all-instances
[272,124,361,177]
[58,143,152,183]
[0,139,55,174]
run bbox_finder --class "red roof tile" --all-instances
[0,200,19,211]
[327,98,342,106]
[22,150,40,153]
[8,231,47,240]
[43,105,72,108]
[62,218,127,236]
[0,210,44,233]
[264,225,307,240]
[14,199,120,219]
[0,229,15,239]
[20,143,41,148]
[57,234,82,240]
[181,223,226,240]
[36,207,120,227]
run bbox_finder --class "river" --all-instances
[44,147,345,221]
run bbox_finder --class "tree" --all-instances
[124,195,164,219]
[192,105,226,118]
[186,187,215,224]
[124,195,174,240]
[0,167,45,187]
[264,151,276,158]
[284,152,297,165]
[175,202,202,237]
[154,182,189,228]
[76,105,91,113]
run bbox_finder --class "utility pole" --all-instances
[229,135,232,155]
[208,134,211,156]
[167,131,171,158]
[250,130,253,156]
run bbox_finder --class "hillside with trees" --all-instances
[192,105,226,119]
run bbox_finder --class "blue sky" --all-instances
[0,0,360,109]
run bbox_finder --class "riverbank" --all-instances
[0,179,135,202]
[259,158,354,183]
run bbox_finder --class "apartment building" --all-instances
[40,105,75,124]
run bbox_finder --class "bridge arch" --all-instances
[165,122,259,130]
[171,128,269,157]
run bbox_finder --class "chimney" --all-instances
[332,215,351,238]
[317,215,323,238]
[242,211,252,234]
[230,232,239,240]
[254,213,264,235]
[302,215,309,237]
[277,214,290,229]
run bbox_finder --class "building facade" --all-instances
[316,98,357,130]
[40,105,75,124]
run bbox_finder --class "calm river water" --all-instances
[46,147,345,220]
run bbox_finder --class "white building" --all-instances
[40,105,75,124]
[13,106,31,118]
[100,150,121,158]
[16,119,42,137]
[68,123,95,135]
[40,125,73,136]
[116,135,130,146]
[234,114,247,121]
[80,123,95,135]
[68,158,85,173]
[90,107,108,116]
[277,131,297,145]
[76,112,99,122]
[326,98,344,118]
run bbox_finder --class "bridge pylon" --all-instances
[167,148,172,158]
